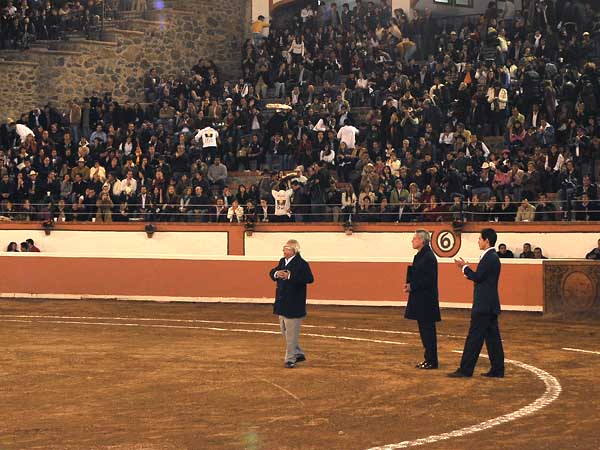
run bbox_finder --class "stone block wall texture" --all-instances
[0,61,40,121]
[0,0,250,122]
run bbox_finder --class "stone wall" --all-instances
[0,60,40,121]
[0,0,251,122]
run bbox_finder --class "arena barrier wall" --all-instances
[1,222,596,312]
[0,222,598,260]
[0,254,544,311]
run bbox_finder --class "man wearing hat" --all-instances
[26,170,44,202]
[71,157,90,181]
[292,166,307,185]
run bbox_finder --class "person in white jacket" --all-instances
[227,200,245,223]
[288,35,305,64]
[487,82,508,136]
[89,161,106,182]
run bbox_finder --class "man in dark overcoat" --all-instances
[404,229,441,369]
[270,239,314,368]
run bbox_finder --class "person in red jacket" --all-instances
[26,238,40,252]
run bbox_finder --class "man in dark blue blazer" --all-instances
[270,239,314,368]
[449,228,505,378]
[404,229,441,369]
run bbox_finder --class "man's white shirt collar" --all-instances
[480,246,495,261]
[285,254,296,266]
[462,246,495,274]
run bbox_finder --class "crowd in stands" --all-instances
[497,238,600,258]
[497,241,547,258]
[1,0,600,225]
[0,0,146,48]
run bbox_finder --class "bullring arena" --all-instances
[1,223,599,450]
[2,0,600,446]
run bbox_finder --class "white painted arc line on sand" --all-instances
[0,319,561,450]
[343,327,464,339]
[562,347,600,355]
[0,314,467,338]
[0,314,336,329]
[365,351,562,450]
[0,319,407,345]
[365,353,562,450]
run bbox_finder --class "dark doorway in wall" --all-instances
[271,0,306,31]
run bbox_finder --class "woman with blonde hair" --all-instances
[408,182,421,204]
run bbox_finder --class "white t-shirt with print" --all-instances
[272,189,293,217]
[195,127,219,148]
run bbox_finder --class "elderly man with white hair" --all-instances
[269,239,314,368]
[404,229,441,370]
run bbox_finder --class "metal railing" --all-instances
[1,199,598,223]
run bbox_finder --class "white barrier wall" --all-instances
[1,228,597,259]
[0,230,229,256]
[244,231,600,260]
[459,232,599,259]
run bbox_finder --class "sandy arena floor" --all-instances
[0,300,599,450]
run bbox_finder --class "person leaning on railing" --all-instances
[534,193,557,221]
[227,200,244,223]
[96,192,114,223]
[573,194,600,221]
[515,197,536,222]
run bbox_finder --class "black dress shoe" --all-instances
[447,370,472,378]
[416,361,438,370]
[284,361,296,369]
[481,371,504,378]
[295,355,306,363]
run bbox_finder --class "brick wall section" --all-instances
[0,0,250,120]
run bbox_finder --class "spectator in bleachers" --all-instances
[585,239,600,260]
[497,243,514,258]
[533,247,548,259]
[534,193,557,221]
[227,199,244,223]
[25,238,40,252]
[95,191,113,223]
[515,197,536,221]
[573,193,599,221]
[520,242,534,259]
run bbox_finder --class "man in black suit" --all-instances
[395,197,412,223]
[270,239,315,368]
[450,228,505,378]
[404,230,441,369]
